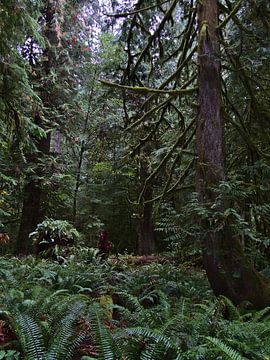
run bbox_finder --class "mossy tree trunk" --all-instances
[196,0,270,308]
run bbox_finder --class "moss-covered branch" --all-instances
[126,97,172,132]
[130,0,179,77]
[218,0,243,29]
[105,0,170,18]
[100,80,197,96]
[138,119,195,204]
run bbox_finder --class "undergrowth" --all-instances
[0,253,269,359]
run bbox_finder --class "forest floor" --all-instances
[0,251,269,359]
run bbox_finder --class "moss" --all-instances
[199,21,209,44]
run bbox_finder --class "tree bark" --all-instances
[137,144,156,255]
[196,0,270,308]
[16,121,50,254]
[73,141,85,225]
[137,191,156,255]
[16,0,62,255]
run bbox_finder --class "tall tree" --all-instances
[105,0,270,307]
[0,0,44,230]
[16,0,64,254]
[196,0,270,308]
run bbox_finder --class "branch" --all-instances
[219,1,256,36]
[138,118,195,203]
[105,0,170,18]
[126,118,164,158]
[130,0,179,77]
[126,97,172,131]
[144,160,195,205]
[139,47,197,112]
[100,80,197,96]
[218,0,243,30]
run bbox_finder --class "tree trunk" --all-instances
[137,189,156,255]
[16,0,62,254]
[73,140,85,224]
[196,0,270,308]
[16,124,50,254]
[72,79,96,225]
[137,144,156,255]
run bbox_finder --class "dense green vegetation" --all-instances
[0,0,270,358]
[1,253,270,359]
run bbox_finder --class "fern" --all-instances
[219,295,241,321]
[115,291,144,314]
[46,321,86,360]
[252,306,270,322]
[6,301,87,360]
[118,327,178,358]
[88,307,120,360]
[11,312,45,360]
[206,337,247,360]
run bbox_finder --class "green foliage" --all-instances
[0,350,20,360]
[205,337,247,360]
[88,307,120,360]
[11,312,45,360]
[29,219,80,258]
[3,306,87,360]
[0,3,270,357]
[0,254,270,359]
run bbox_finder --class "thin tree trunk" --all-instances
[196,0,270,308]
[73,141,85,224]
[72,78,96,224]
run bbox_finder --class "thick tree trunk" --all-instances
[196,0,270,308]
[137,145,156,255]
[16,1,62,254]
[16,129,50,254]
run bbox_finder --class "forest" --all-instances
[0,0,270,359]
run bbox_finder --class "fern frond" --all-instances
[46,301,87,360]
[11,312,45,360]
[116,291,144,314]
[161,314,184,337]
[219,295,241,320]
[141,340,180,360]
[252,306,270,322]
[46,321,86,360]
[117,326,184,360]
[88,307,119,360]
[206,337,247,360]
[122,327,175,350]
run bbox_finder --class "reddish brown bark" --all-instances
[196,0,270,308]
